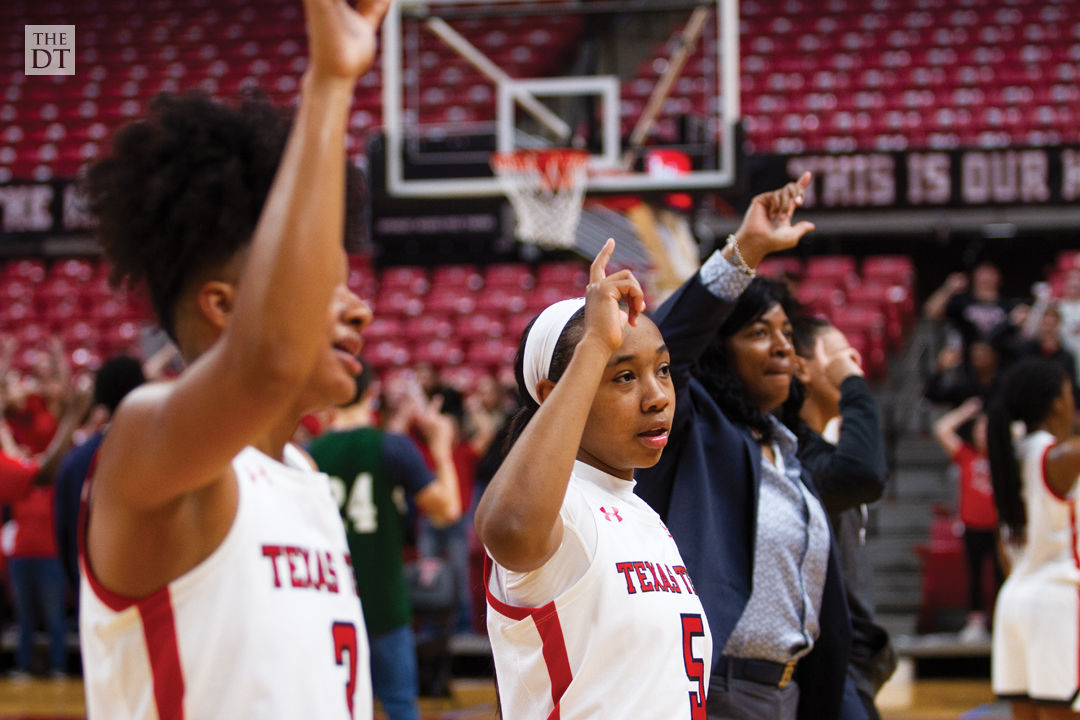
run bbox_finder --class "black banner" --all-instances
[750,146,1080,210]
[0,180,93,238]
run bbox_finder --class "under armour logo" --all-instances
[600,506,622,523]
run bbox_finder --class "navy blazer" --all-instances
[635,273,852,720]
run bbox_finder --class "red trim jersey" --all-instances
[79,445,372,720]
[992,430,1080,708]
[485,461,712,720]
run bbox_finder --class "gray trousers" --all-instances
[706,672,800,720]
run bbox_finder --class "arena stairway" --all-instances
[868,320,992,664]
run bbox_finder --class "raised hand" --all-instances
[733,171,815,268]
[583,239,646,354]
[303,0,391,83]
[413,393,455,458]
[824,345,865,388]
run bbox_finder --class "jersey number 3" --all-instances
[332,621,358,716]
[681,613,706,720]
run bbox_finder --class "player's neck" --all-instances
[253,419,301,463]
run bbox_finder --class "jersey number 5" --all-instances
[332,621,358,716]
[681,613,706,720]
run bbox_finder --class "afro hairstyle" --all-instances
[82,90,366,339]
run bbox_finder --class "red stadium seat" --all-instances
[363,316,404,342]
[757,257,804,279]
[403,314,454,340]
[431,264,483,291]
[829,304,888,381]
[0,301,37,330]
[505,312,534,340]
[59,320,99,351]
[365,339,411,371]
[456,313,505,341]
[50,257,95,282]
[4,259,46,282]
[424,287,477,315]
[804,256,858,286]
[374,289,423,317]
[795,281,845,316]
[484,263,534,291]
[100,320,142,355]
[527,285,579,314]
[537,262,588,288]
[475,288,528,314]
[845,282,905,351]
[412,339,465,367]
[861,255,915,288]
[0,278,33,305]
[439,365,482,392]
[380,266,429,294]
[466,338,518,368]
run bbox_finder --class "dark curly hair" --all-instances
[987,357,1068,540]
[694,277,797,444]
[82,90,365,339]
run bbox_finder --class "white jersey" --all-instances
[80,445,372,720]
[992,430,1080,708]
[486,461,712,720]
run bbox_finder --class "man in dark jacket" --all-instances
[786,316,896,720]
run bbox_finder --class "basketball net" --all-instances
[491,149,589,249]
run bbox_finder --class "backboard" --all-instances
[380,0,741,199]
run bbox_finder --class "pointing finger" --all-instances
[590,238,616,284]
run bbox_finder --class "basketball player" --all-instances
[988,357,1080,720]
[475,239,712,719]
[76,0,387,717]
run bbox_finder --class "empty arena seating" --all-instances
[0,254,594,383]
[7,0,1080,179]
[1,0,583,181]
[758,253,916,381]
[0,252,916,387]
[0,255,146,372]
[626,0,1080,152]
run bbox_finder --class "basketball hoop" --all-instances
[491,149,589,249]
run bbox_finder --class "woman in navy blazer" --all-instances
[635,173,852,720]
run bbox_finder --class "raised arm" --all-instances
[654,173,815,392]
[475,240,644,573]
[810,352,888,514]
[96,0,389,510]
[923,272,968,321]
[933,396,983,459]
[32,385,92,488]
[411,395,463,527]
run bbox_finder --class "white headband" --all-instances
[522,297,586,405]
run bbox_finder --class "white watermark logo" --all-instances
[25,25,75,76]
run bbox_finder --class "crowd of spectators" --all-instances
[923,257,1080,642]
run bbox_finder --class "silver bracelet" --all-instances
[724,234,755,277]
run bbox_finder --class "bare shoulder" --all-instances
[1048,436,1080,464]
[97,380,175,462]
[95,377,233,510]
[1045,436,1080,496]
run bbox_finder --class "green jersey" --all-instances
[309,427,434,635]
